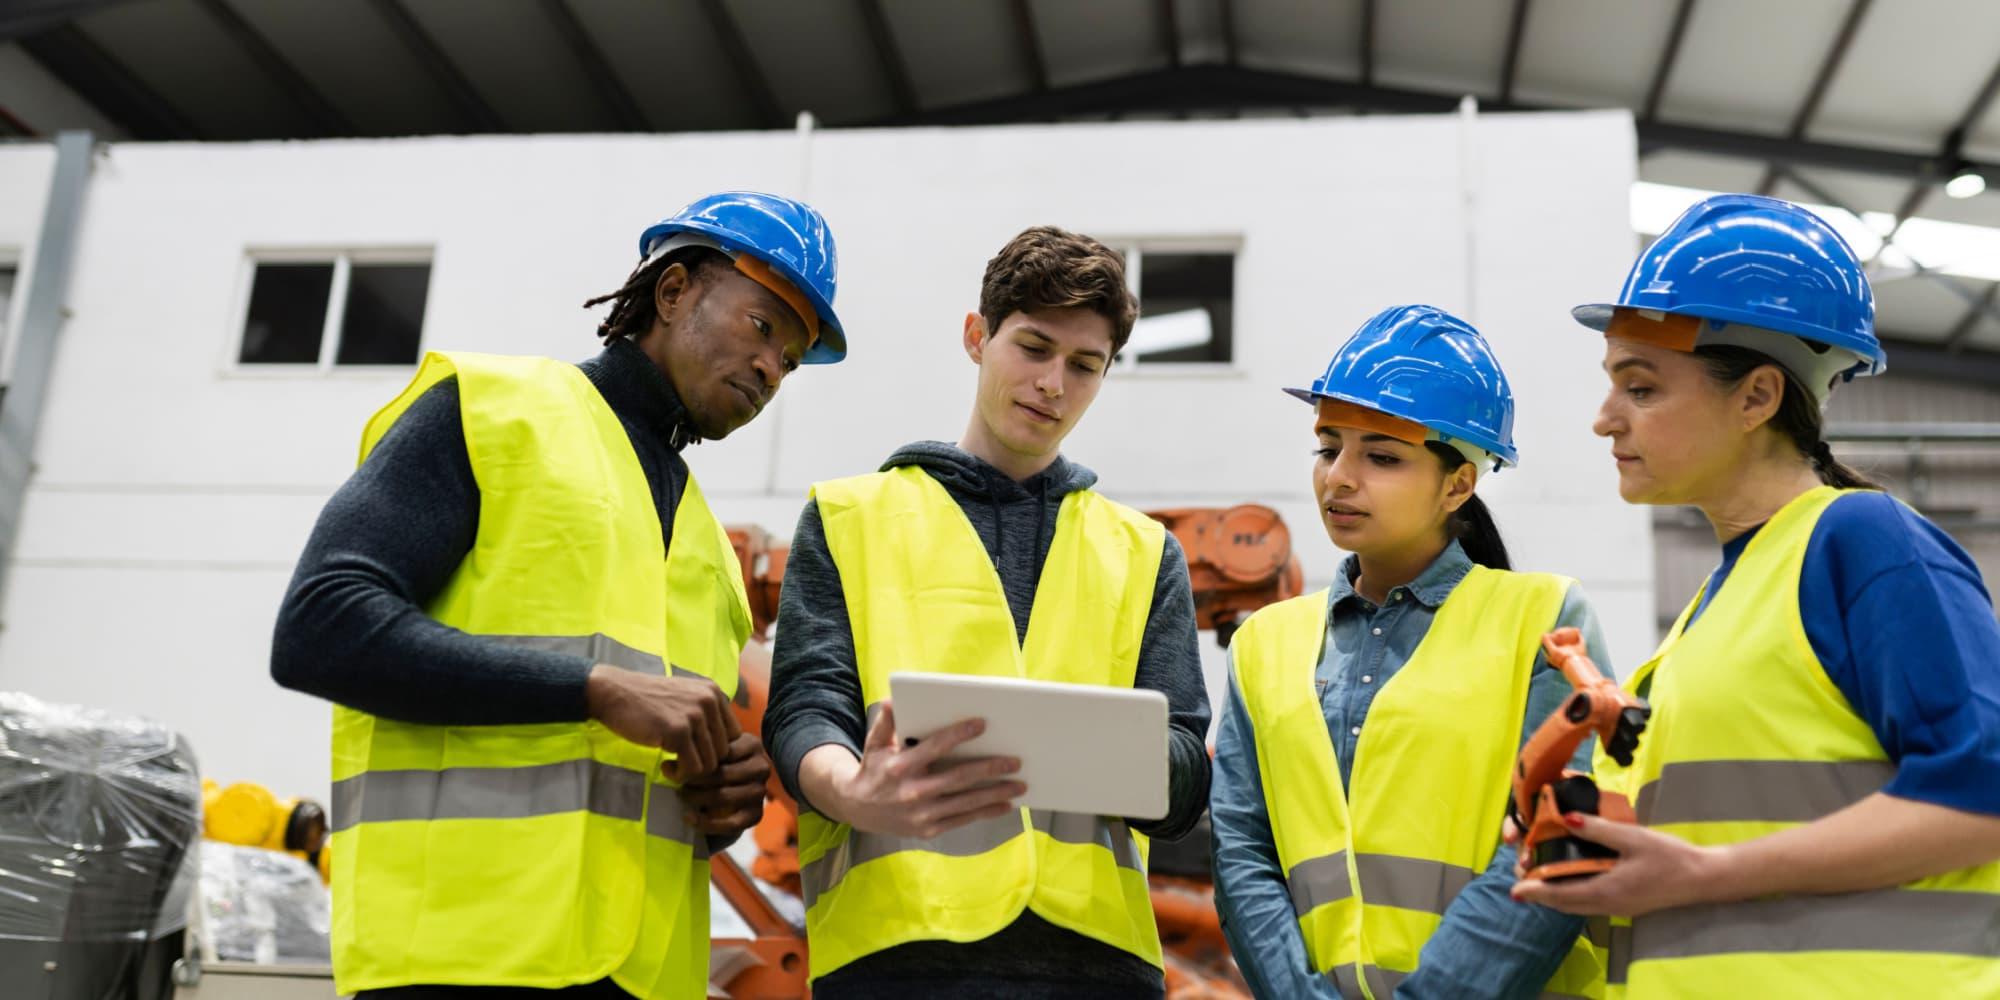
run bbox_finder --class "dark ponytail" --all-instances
[1425,442,1512,570]
[1692,346,1883,490]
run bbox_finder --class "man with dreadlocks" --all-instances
[272,192,845,1000]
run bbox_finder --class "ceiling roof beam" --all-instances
[695,0,784,128]
[1757,0,1871,194]
[1871,51,2000,260]
[194,0,351,137]
[1497,0,1532,105]
[1945,282,2000,353]
[1641,0,1696,122]
[19,23,199,139]
[857,0,917,117]
[1217,0,1237,67]
[883,65,2000,180]
[368,0,503,132]
[1359,0,1376,87]
[1010,0,1049,93]
[541,0,649,131]
[0,0,135,42]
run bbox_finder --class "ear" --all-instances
[963,312,988,364]
[653,261,694,325]
[1737,363,1787,433]
[1438,461,1478,515]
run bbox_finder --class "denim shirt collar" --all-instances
[1327,539,1475,616]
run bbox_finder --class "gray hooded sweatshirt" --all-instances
[764,440,1211,998]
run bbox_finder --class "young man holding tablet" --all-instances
[764,225,1211,999]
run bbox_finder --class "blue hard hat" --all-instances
[637,191,846,365]
[1285,304,1518,469]
[1573,193,1884,378]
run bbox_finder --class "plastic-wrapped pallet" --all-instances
[0,691,203,1000]
[197,841,331,965]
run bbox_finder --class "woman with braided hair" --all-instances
[1512,193,2000,998]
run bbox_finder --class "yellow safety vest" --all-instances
[1233,567,1605,1000]
[328,352,751,999]
[796,465,1167,978]
[1600,485,2000,997]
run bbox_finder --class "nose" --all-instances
[1319,448,1357,496]
[1033,358,1064,398]
[1592,391,1620,438]
[750,345,784,394]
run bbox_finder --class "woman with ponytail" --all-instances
[1210,305,1614,998]
[1513,194,2000,998]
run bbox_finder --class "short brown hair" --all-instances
[979,226,1139,356]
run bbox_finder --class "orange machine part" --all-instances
[1147,505,1304,647]
[1512,627,1650,882]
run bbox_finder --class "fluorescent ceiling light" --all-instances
[1946,170,1987,200]
[1631,181,2000,282]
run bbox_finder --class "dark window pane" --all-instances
[1136,252,1234,363]
[337,264,429,366]
[239,264,333,364]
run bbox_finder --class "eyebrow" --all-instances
[1311,428,1407,445]
[1606,357,1658,375]
[1019,327,1109,364]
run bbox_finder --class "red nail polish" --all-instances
[1563,813,1585,829]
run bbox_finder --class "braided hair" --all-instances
[1693,345,1882,490]
[582,247,731,344]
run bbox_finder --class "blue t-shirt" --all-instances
[1684,491,2000,817]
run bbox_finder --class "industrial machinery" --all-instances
[1508,627,1651,882]
[716,504,1305,999]
[201,780,330,882]
[0,692,203,1000]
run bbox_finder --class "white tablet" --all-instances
[887,672,1169,821]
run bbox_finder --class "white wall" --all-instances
[0,113,1645,799]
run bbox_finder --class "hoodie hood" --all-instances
[880,441,1098,586]
[881,440,1098,499]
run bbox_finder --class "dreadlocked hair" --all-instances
[582,247,731,344]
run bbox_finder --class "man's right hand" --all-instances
[803,702,1026,840]
[585,665,736,779]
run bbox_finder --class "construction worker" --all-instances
[762,225,1211,999]
[1511,193,2000,995]
[270,191,845,999]
[1211,304,1610,999]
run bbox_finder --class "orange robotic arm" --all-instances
[1508,627,1650,882]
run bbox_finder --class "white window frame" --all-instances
[225,247,435,377]
[1110,236,1244,377]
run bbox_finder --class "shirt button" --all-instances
[1349,726,1362,736]
[1361,675,1373,684]
[1371,627,1383,636]
[1391,592,1402,602]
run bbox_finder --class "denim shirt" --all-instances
[1210,541,1610,1000]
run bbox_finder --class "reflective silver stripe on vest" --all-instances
[1330,964,1591,1000]
[1607,924,1632,985]
[1628,888,2000,963]
[799,811,1024,905]
[1286,850,1353,916]
[1353,852,1477,916]
[645,791,709,855]
[1586,915,1612,949]
[1030,810,1145,874]
[1635,759,1893,826]
[330,759,646,832]
[487,632,709,681]
[799,810,1145,906]
[333,760,706,850]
